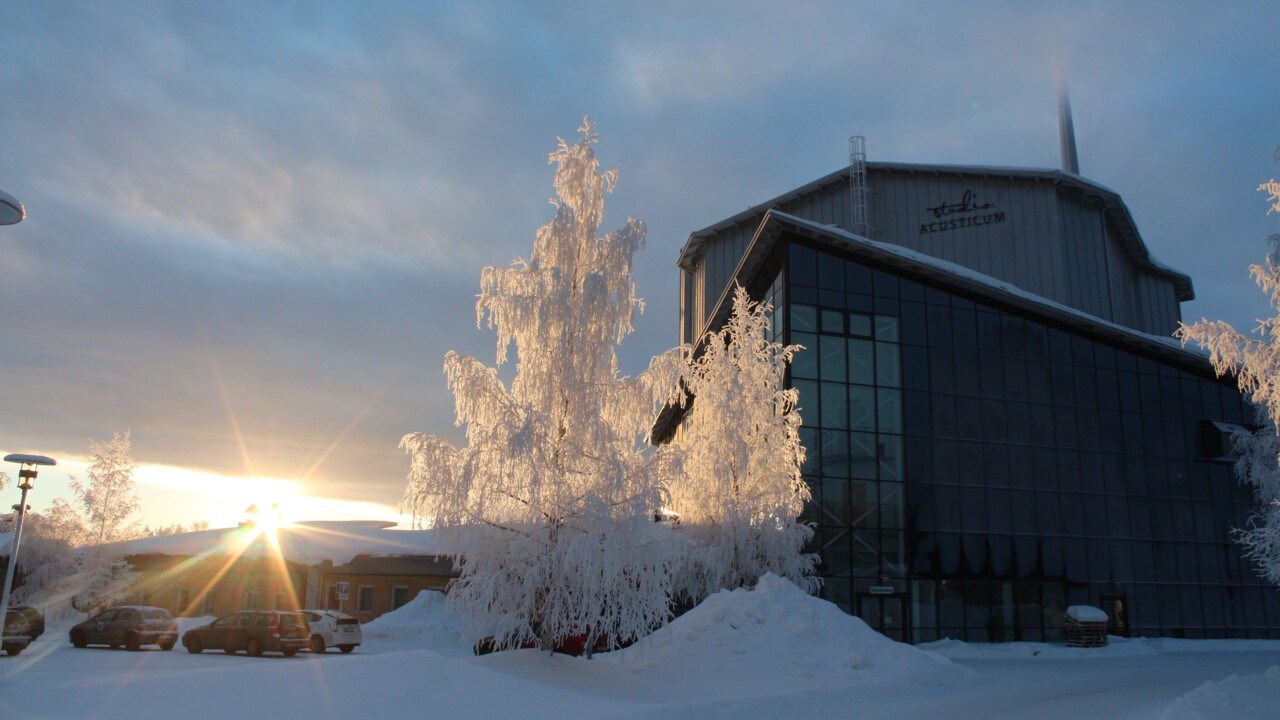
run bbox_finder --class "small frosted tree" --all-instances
[1176,176,1280,585]
[668,285,817,601]
[6,498,135,616]
[401,119,683,652]
[72,431,142,546]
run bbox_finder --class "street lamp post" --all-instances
[0,189,24,226]
[1,454,56,614]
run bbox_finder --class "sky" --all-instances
[0,1,1276,530]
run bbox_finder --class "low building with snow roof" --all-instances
[654,128,1275,643]
[110,520,453,622]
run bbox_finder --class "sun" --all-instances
[243,501,291,539]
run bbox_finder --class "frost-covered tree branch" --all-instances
[1177,175,1280,586]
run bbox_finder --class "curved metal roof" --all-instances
[677,162,1193,302]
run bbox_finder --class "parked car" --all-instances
[9,606,44,640]
[301,609,362,654]
[182,611,310,657]
[69,606,178,651]
[3,607,42,656]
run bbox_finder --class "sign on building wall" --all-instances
[919,190,1007,235]
[336,581,350,601]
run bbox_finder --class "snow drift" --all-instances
[1158,665,1280,720]
[362,589,470,656]
[613,574,964,696]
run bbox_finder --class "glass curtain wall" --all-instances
[783,240,1279,643]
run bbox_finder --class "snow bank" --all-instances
[614,574,964,696]
[1158,665,1280,720]
[361,590,470,657]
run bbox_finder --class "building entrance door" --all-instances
[857,594,905,642]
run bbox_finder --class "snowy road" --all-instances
[3,585,1278,720]
[2,637,1277,720]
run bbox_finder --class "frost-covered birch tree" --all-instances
[668,285,817,601]
[401,119,683,651]
[72,431,142,545]
[4,432,141,614]
[1176,176,1280,585]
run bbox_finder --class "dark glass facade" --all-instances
[782,240,1280,643]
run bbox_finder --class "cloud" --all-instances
[0,1,1276,526]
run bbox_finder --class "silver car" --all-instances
[301,610,362,654]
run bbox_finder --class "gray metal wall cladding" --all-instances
[687,169,1182,343]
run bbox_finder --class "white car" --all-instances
[301,610,362,654]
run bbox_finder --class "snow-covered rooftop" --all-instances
[110,520,440,566]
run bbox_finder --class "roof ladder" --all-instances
[848,136,869,237]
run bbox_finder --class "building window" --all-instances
[177,589,190,614]
[357,586,374,614]
[243,591,260,611]
[391,586,411,610]
[202,591,217,616]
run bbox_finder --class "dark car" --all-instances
[182,611,310,657]
[69,606,178,651]
[9,606,44,640]
[3,607,42,656]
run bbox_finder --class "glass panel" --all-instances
[818,255,845,290]
[791,304,817,332]
[876,343,901,387]
[820,335,847,382]
[877,389,903,433]
[794,379,818,420]
[850,530,879,576]
[850,431,877,479]
[822,477,850,526]
[848,313,873,337]
[881,481,905,529]
[882,531,907,577]
[820,381,848,429]
[849,339,875,385]
[879,435,904,481]
[850,479,877,528]
[800,427,819,475]
[849,386,876,431]
[821,309,844,334]
[822,430,850,478]
[790,244,817,286]
[791,333,818,379]
[875,315,900,342]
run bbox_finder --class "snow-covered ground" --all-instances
[2,576,1277,720]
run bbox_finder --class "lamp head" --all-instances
[0,189,25,226]
[4,454,56,491]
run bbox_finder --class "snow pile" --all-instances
[361,590,470,656]
[1158,665,1280,720]
[1066,605,1108,622]
[616,574,963,697]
